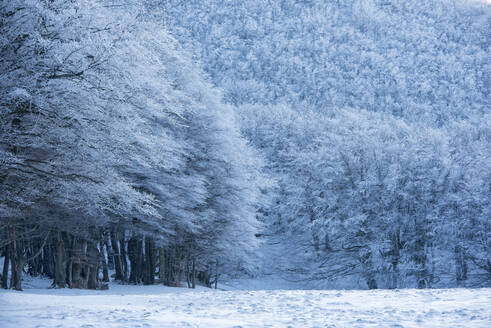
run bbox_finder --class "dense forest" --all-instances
[1,0,489,291]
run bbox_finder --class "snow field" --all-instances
[1,285,490,328]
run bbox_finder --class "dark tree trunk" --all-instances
[158,247,166,284]
[9,230,23,291]
[166,249,175,286]
[53,231,66,288]
[110,232,123,281]
[100,240,109,282]
[177,261,183,287]
[104,237,114,271]
[367,277,378,290]
[143,237,155,285]
[128,237,136,283]
[389,230,401,289]
[413,216,429,289]
[27,239,43,277]
[198,266,211,288]
[186,258,191,288]
[214,260,219,290]
[191,259,196,289]
[137,239,144,283]
[9,235,16,290]
[128,237,143,284]
[185,257,197,289]
[454,244,468,286]
[42,244,55,278]
[1,245,9,289]
[11,252,23,291]
[87,240,99,290]
[70,239,82,288]
[120,234,128,282]
[66,233,75,287]
[70,238,87,289]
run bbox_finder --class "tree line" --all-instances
[0,0,264,290]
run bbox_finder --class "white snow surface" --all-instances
[1,278,490,328]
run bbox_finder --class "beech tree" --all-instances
[1,0,263,290]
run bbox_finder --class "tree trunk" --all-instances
[71,238,87,289]
[27,239,43,277]
[1,245,9,289]
[366,277,378,290]
[12,260,24,291]
[104,237,114,271]
[11,252,24,291]
[120,234,128,282]
[110,232,123,281]
[454,244,467,287]
[53,231,66,288]
[87,240,99,290]
[186,258,191,288]
[191,259,196,289]
[42,243,54,279]
[9,230,23,291]
[177,261,183,287]
[389,230,401,289]
[198,266,211,288]
[166,249,174,286]
[100,240,109,282]
[66,233,75,287]
[158,247,166,284]
[143,237,155,285]
[414,216,429,289]
[186,258,196,289]
[128,237,143,284]
[214,260,219,290]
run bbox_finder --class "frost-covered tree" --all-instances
[238,102,489,288]
[438,116,491,287]
[1,0,160,289]
[0,0,263,290]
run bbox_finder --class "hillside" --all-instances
[155,0,491,288]
[0,0,489,292]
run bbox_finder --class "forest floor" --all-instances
[0,277,490,327]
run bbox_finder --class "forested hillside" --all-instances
[1,0,489,291]
[155,0,490,289]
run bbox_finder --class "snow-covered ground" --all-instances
[1,279,490,328]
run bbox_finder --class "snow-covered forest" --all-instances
[1,0,490,294]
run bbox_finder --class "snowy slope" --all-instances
[149,0,491,289]
[1,283,490,327]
